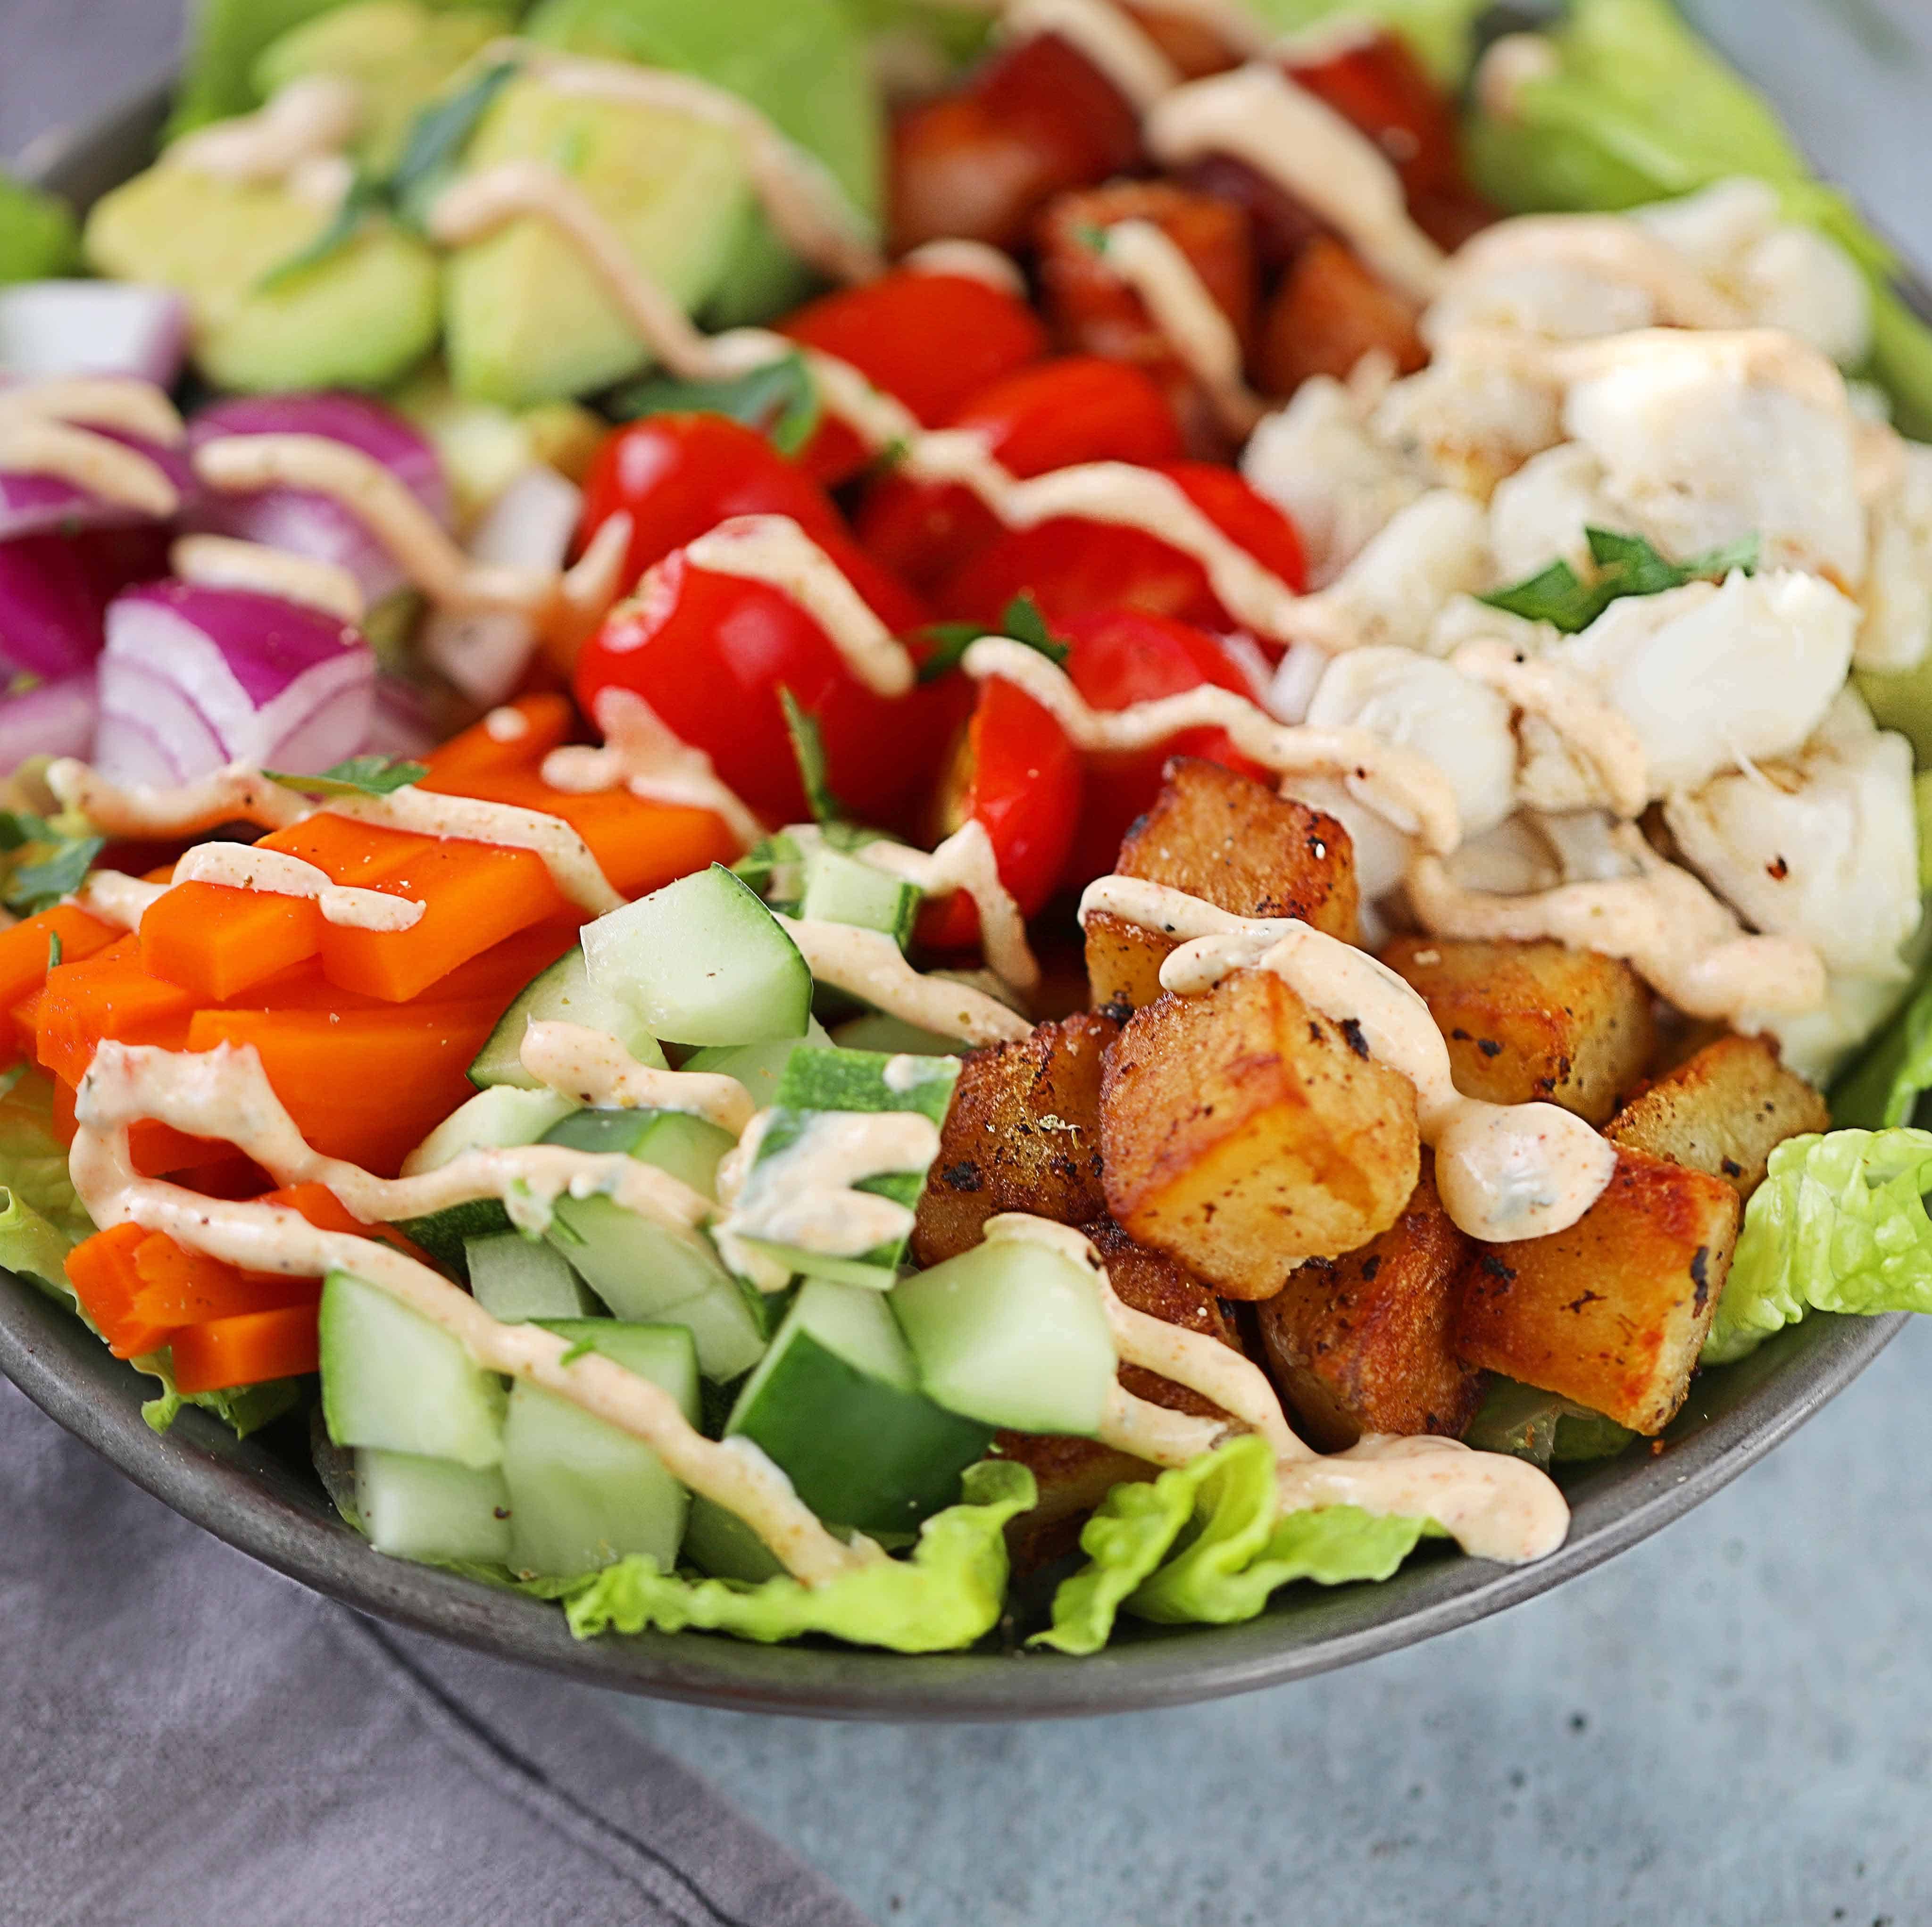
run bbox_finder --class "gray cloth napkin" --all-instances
[0,1378,873,1927]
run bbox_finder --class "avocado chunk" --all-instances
[254,0,514,174]
[84,163,438,392]
[0,174,79,285]
[522,0,881,325]
[440,75,751,405]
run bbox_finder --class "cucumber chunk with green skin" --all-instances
[891,1236,1116,1435]
[726,1279,993,1536]
[355,1447,513,1563]
[83,167,439,393]
[828,1013,965,1057]
[729,1047,960,1288]
[442,78,752,405]
[503,1319,698,1578]
[798,842,919,950]
[580,864,811,1047]
[541,1106,736,1199]
[469,946,667,1091]
[466,1231,602,1321]
[680,1017,829,1109]
[401,1084,576,1177]
[680,1490,785,1584]
[320,1270,508,1468]
[393,1197,512,1280]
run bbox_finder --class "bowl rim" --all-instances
[0,79,1911,1722]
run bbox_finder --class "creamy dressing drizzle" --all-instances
[988,1216,1568,1562]
[1146,64,1447,304]
[171,842,425,933]
[74,869,170,930]
[71,1039,869,1585]
[962,637,1460,853]
[1449,637,1648,818]
[899,239,1026,297]
[718,1106,942,1259]
[170,533,366,624]
[484,706,531,742]
[1078,875,1618,1241]
[775,915,1033,1044]
[683,516,917,698]
[1407,823,1829,1022]
[518,1018,755,1135]
[997,0,1182,109]
[1096,220,1264,436]
[44,759,625,916]
[0,376,185,514]
[164,75,362,189]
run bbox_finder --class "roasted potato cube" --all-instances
[1379,935,1654,1127]
[1086,758,1359,1013]
[1257,1158,1483,1450]
[1605,1033,1829,1200]
[1452,1146,1740,1435]
[1255,235,1426,399]
[995,1435,1152,1574]
[911,1013,1117,1266]
[1101,968,1420,1297]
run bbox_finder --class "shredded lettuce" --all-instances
[1703,1128,1932,1364]
[0,1067,92,1248]
[136,1366,304,1440]
[532,1460,1034,1651]
[1465,0,1932,434]
[1036,1437,1431,1655]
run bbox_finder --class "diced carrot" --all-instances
[185,1002,500,1176]
[318,839,570,1003]
[129,1233,319,1328]
[129,1120,242,1178]
[433,913,582,1004]
[49,1074,75,1147]
[186,1156,278,1200]
[140,880,324,1002]
[12,989,42,1062]
[168,1301,320,1393]
[255,815,434,889]
[36,937,195,1088]
[0,904,118,1015]
[420,693,575,786]
[260,1181,433,1266]
[65,1222,167,1357]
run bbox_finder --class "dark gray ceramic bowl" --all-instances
[0,83,1909,1720]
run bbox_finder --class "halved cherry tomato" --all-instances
[856,356,1183,592]
[919,673,1082,954]
[933,459,1307,635]
[1057,608,1272,885]
[574,543,947,828]
[777,270,1049,488]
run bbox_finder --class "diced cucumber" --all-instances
[355,1448,513,1565]
[799,840,919,949]
[680,1492,786,1584]
[400,1085,576,1178]
[502,1320,698,1578]
[468,947,668,1091]
[466,1231,602,1322]
[829,1013,965,1058]
[394,1198,513,1281]
[541,1106,736,1200]
[319,1271,508,1469]
[726,1279,992,1536]
[681,1016,829,1108]
[580,864,811,1046]
[726,1047,960,1288]
[891,1236,1116,1435]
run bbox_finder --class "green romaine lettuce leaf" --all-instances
[1036,1437,1431,1655]
[1244,0,1492,84]
[1703,1128,1932,1364]
[0,173,80,284]
[136,1364,305,1440]
[538,1459,1035,1651]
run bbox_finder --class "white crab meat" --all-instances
[1556,570,1858,796]
[1284,489,1492,654]
[1734,970,1918,1087]
[1421,260,1657,351]
[1664,689,1921,983]
[1487,442,1620,581]
[1240,373,1428,587]
[1857,440,1932,673]
[1370,352,1564,499]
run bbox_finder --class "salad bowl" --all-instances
[0,67,1914,1721]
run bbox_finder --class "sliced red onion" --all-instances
[185,392,451,607]
[95,579,374,785]
[0,281,188,387]
[0,430,195,543]
[364,674,439,758]
[0,671,97,776]
[0,533,107,677]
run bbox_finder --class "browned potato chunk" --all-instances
[1100,967,1420,1297]
[1086,758,1359,1013]
[911,1013,1117,1267]
[1379,935,1654,1127]
[1451,1146,1740,1434]
[1605,1033,1829,1200]
[1257,1158,1483,1449]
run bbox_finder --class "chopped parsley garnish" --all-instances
[1480,527,1760,634]
[0,811,105,915]
[611,352,823,457]
[266,756,429,798]
[777,687,845,826]
[916,593,1070,684]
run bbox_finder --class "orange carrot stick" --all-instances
[420,692,574,786]
[36,937,195,1088]
[140,880,324,1002]
[0,904,118,1015]
[129,1233,320,1327]
[168,1302,320,1393]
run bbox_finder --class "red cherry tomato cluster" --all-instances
[571,264,1309,968]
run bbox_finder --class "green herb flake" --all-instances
[45,931,60,972]
[389,59,520,229]
[1000,593,1069,664]
[609,352,823,457]
[915,595,1069,685]
[558,1338,597,1366]
[3,831,105,916]
[777,687,845,826]
[1480,527,1760,634]
[266,756,429,799]
[256,171,386,292]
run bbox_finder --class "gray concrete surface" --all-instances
[7,3,1931,1921]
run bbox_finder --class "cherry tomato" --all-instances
[777,269,1049,488]
[933,459,1307,634]
[855,355,1183,591]
[574,539,943,828]
[919,673,1082,953]
[1057,608,1272,885]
